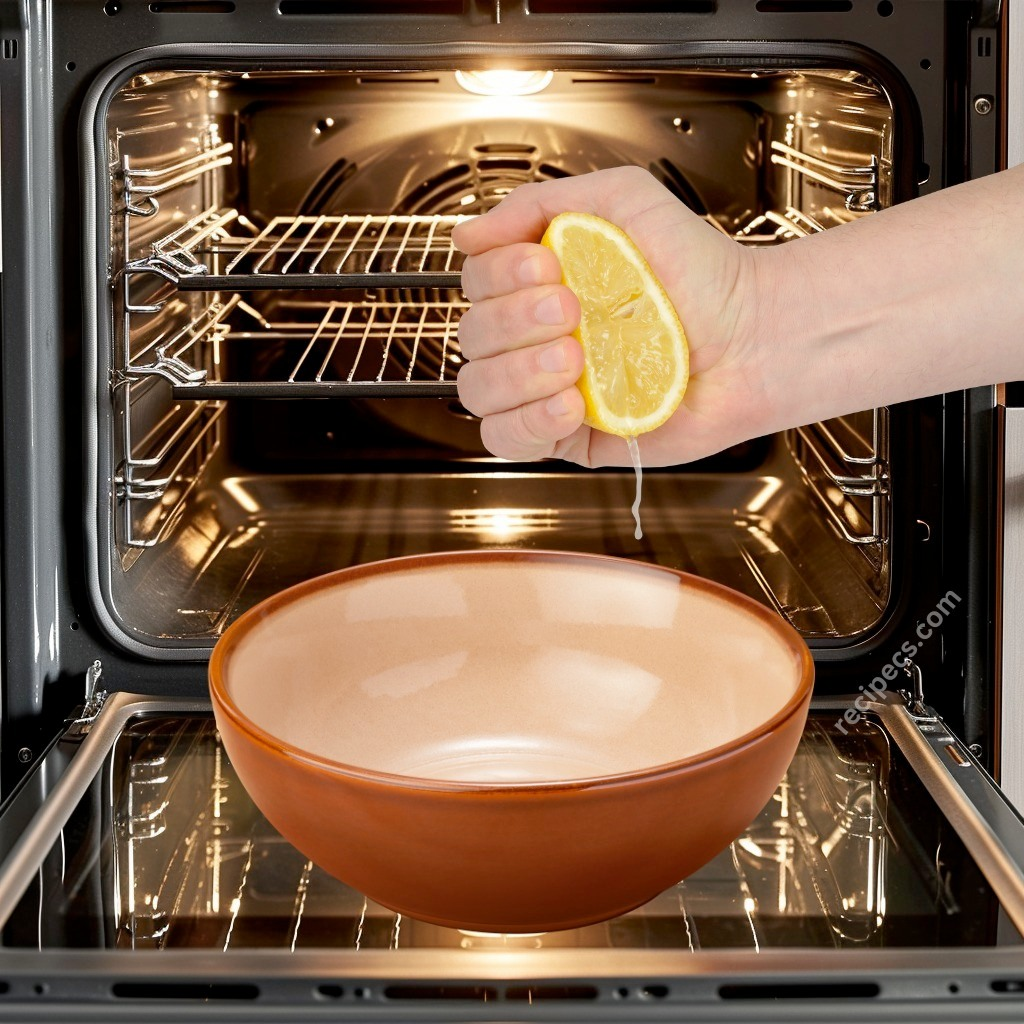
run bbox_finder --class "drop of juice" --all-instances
[626,435,643,540]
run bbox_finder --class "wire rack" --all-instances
[128,199,835,296]
[786,408,890,550]
[770,140,878,213]
[130,209,469,290]
[114,397,224,551]
[123,297,468,397]
[118,206,827,400]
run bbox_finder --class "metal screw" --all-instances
[969,743,983,758]
[974,96,993,115]
[17,748,32,764]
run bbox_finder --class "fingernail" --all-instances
[538,342,567,373]
[546,392,569,416]
[519,254,544,286]
[534,292,565,326]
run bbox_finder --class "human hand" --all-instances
[452,165,776,467]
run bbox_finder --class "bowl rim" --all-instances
[208,549,815,793]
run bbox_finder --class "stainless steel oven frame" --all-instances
[0,0,1018,1018]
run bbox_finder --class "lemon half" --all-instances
[541,211,689,438]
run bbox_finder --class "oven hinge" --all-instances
[899,659,939,724]
[68,661,109,736]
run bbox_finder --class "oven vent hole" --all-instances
[476,158,534,174]
[149,1,235,10]
[316,985,344,1000]
[530,0,713,11]
[992,980,1024,995]
[300,159,356,212]
[111,983,260,1000]
[978,34,993,57]
[755,0,852,10]
[1,39,16,59]
[473,143,537,154]
[384,986,500,1001]
[279,0,465,13]
[719,983,881,1000]
[506,986,600,1001]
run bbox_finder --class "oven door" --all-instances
[0,689,1022,1021]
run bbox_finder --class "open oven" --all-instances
[0,0,1021,1019]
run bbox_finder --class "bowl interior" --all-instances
[215,554,810,784]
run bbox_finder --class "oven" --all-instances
[0,0,1021,1019]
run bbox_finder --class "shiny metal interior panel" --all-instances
[111,446,886,647]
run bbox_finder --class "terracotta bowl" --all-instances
[209,550,813,933]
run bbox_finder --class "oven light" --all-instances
[455,69,554,97]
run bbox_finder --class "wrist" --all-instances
[741,240,831,434]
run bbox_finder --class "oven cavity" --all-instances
[98,67,894,650]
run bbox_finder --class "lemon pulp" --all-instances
[540,211,689,439]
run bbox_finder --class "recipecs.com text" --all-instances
[835,589,962,734]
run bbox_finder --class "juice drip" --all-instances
[626,435,643,540]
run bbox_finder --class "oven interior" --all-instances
[99,65,894,653]
[0,5,1018,1006]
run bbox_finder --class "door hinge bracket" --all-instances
[74,661,109,729]
[899,659,939,723]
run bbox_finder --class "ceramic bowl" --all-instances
[209,550,814,933]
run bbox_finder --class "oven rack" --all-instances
[770,140,879,213]
[119,207,825,402]
[786,409,890,549]
[124,296,468,397]
[128,208,469,291]
[127,204,825,296]
[115,396,224,551]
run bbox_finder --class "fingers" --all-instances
[457,285,580,361]
[479,387,587,462]
[461,243,562,302]
[458,336,584,418]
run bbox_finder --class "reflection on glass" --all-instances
[5,713,1016,951]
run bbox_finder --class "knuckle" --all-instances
[455,362,485,416]
[455,304,483,359]
[508,403,547,452]
[479,417,521,461]
[499,348,532,396]
[480,405,549,462]
[495,296,528,350]
[459,256,481,300]
[615,164,652,186]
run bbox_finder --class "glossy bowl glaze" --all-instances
[209,550,814,933]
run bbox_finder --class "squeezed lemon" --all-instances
[541,211,689,539]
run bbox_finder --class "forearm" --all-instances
[755,164,1024,427]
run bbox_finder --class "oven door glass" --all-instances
[1,703,1020,953]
